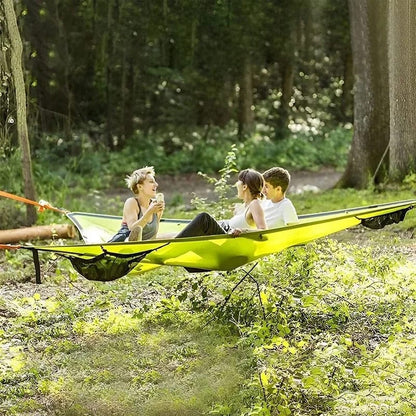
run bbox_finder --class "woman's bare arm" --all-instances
[249,199,267,229]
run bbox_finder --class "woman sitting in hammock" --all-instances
[175,168,266,238]
[108,166,165,242]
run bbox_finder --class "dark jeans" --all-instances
[175,212,227,273]
[108,224,130,242]
[175,212,226,238]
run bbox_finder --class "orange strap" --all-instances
[0,190,67,214]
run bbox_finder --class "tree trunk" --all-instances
[0,27,11,138]
[275,60,294,139]
[105,0,115,150]
[337,0,389,189]
[237,56,254,139]
[388,0,416,181]
[301,0,313,61]
[54,0,72,141]
[161,0,168,66]
[121,59,135,142]
[0,224,76,244]
[341,48,353,121]
[3,0,37,225]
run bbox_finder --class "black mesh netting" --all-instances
[63,247,158,281]
[360,208,411,230]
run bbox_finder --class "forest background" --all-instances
[1,0,355,228]
[1,0,416,224]
[0,0,416,415]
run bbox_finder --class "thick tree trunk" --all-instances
[3,0,37,225]
[388,0,416,181]
[337,0,389,189]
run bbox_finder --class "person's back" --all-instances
[262,197,297,228]
[262,167,298,228]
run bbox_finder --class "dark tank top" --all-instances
[122,199,158,240]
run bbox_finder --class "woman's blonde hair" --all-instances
[126,166,155,193]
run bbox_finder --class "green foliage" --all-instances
[203,240,416,415]
[33,133,113,191]
[0,200,26,230]
[237,126,352,171]
[402,172,416,188]
[0,149,25,195]
[0,249,36,283]
[29,125,351,185]
[191,144,238,218]
[16,0,353,143]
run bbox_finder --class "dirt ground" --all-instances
[155,168,343,206]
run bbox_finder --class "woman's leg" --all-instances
[108,225,130,242]
[175,212,226,238]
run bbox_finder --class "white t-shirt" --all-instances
[262,198,298,228]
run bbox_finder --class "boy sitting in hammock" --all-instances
[261,167,298,228]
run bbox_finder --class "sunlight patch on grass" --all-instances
[42,323,248,416]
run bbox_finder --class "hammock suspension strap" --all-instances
[32,249,41,284]
[0,190,67,213]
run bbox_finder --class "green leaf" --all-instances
[301,295,316,307]
[353,366,368,378]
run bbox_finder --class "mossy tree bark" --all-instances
[388,0,416,181]
[3,0,37,225]
[337,0,389,189]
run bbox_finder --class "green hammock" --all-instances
[21,199,415,282]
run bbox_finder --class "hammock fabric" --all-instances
[6,199,412,283]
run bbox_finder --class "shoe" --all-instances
[128,225,143,241]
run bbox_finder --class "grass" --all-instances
[39,324,247,415]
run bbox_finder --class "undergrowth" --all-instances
[1,235,415,415]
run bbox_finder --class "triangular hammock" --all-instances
[2,199,414,283]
